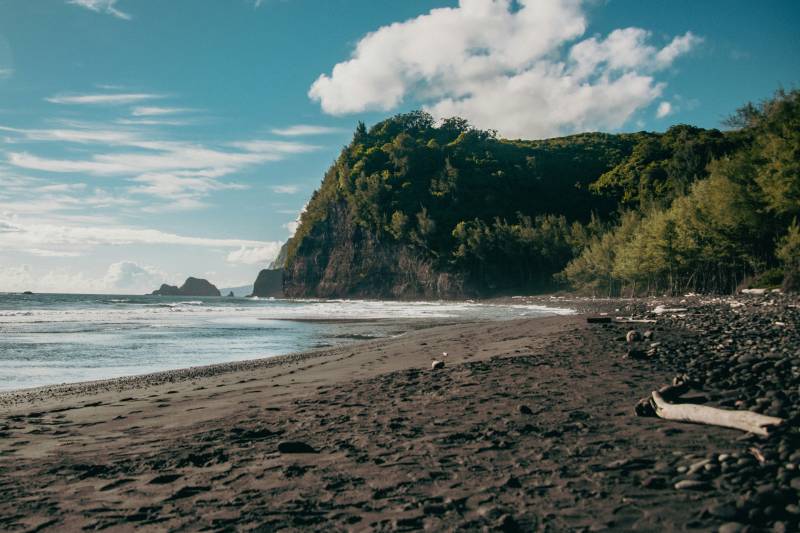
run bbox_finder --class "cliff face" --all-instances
[283,201,467,299]
[151,277,221,297]
[251,269,284,298]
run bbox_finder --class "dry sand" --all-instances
[0,312,743,531]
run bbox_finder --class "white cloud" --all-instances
[655,32,701,67]
[309,0,700,138]
[0,124,142,145]
[0,217,277,255]
[103,261,164,291]
[116,118,189,126]
[46,93,159,105]
[271,184,299,194]
[0,261,164,294]
[228,140,318,154]
[131,106,191,117]
[226,243,283,265]
[283,220,300,235]
[67,0,131,20]
[0,68,13,79]
[271,125,344,136]
[3,124,317,206]
[282,202,307,236]
[656,101,673,118]
[34,183,87,193]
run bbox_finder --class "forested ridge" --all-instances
[282,89,799,297]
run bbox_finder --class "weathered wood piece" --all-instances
[650,391,783,437]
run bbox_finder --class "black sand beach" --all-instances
[1,294,798,531]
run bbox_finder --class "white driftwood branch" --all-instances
[651,391,783,437]
[615,318,658,324]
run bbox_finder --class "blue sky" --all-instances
[0,0,797,293]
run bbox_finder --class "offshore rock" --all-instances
[151,277,221,297]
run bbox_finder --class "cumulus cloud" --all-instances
[0,261,164,293]
[656,101,673,118]
[103,261,164,291]
[67,0,131,20]
[282,203,307,236]
[226,243,284,265]
[271,125,345,136]
[309,0,700,138]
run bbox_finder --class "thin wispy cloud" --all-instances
[271,124,344,136]
[0,124,142,145]
[1,118,319,210]
[0,68,13,79]
[67,0,131,20]
[46,93,161,105]
[0,217,278,252]
[271,184,299,194]
[116,118,189,126]
[131,106,192,117]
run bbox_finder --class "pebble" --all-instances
[277,441,317,454]
[626,294,800,531]
[707,503,737,520]
[675,480,711,491]
[718,523,746,533]
[626,330,642,343]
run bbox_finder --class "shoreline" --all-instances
[1,295,797,531]
[0,312,580,411]
[0,295,577,395]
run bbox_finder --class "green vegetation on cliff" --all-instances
[284,89,799,297]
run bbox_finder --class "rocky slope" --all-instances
[151,277,221,297]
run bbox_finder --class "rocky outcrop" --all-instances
[151,277,221,297]
[283,201,467,299]
[251,269,284,298]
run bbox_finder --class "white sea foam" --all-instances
[0,295,575,391]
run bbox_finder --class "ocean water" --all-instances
[0,293,573,392]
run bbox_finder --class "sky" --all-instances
[0,0,797,293]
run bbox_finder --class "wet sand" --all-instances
[0,312,752,531]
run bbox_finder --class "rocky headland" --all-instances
[251,269,284,298]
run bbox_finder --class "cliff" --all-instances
[251,269,284,298]
[283,201,466,298]
[151,277,221,297]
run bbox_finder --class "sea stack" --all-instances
[151,277,221,297]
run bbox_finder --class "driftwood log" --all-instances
[650,391,783,437]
